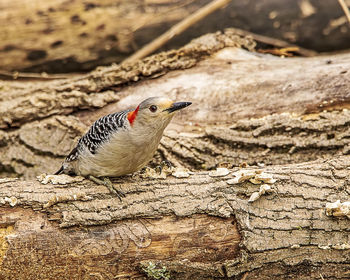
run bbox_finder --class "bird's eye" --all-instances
[149,105,157,112]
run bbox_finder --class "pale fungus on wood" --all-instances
[318,245,331,250]
[225,169,277,202]
[226,170,277,185]
[325,200,350,218]
[226,170,257,185]
[317,243,350,250]
[253,172,277,184]
[37,173,84,185]
[248,184,274,203]
[3,196,18,207]
[332,243,350,250]
[208,167,230,177]
[171,167,191,178]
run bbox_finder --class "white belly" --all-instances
[75,129,162,177]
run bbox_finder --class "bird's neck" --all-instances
[130,116,173,145]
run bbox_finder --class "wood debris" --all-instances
[37,173,85,185]
[325,200,350,218]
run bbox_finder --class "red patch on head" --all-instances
[127,105,140,125]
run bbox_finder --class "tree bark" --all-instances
[1,0,349,73]
[1,30,350,279]
[1,156,350,279]
[1,31,350,179]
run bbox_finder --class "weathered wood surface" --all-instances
[1,31,350,279]
[1,31,350,179]
[1,0,349,73]
[1,156,350,279]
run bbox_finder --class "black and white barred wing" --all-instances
[66,109,130,162]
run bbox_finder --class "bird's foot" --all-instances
[155,160,173,174]
[88,175,125,201]
[140,161,173,179]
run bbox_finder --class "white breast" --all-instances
[75,121,169,177]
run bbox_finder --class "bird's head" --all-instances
[127,96,192,128]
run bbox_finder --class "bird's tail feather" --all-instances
[54,166,64,175]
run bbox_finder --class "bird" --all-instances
[55,96,192,199]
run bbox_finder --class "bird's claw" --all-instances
[89,175,125,201]
[103,177,125,201]
[155,160,173,174]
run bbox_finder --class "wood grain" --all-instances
[0,156,349,279]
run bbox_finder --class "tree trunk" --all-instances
[1,30,350,279]
[1,0,349,73]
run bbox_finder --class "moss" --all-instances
[141,261,171,280]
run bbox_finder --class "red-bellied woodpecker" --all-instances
[55,96,192,199]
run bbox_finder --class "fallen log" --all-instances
[0,0,349,72]
[1,30,350,279]
[0,31,349,178]
[1,156,350,279]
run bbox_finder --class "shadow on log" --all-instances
[0,0,349,72]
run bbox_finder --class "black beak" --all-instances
[165,102,192,113]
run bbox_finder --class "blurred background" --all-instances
[1,0,350,75]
